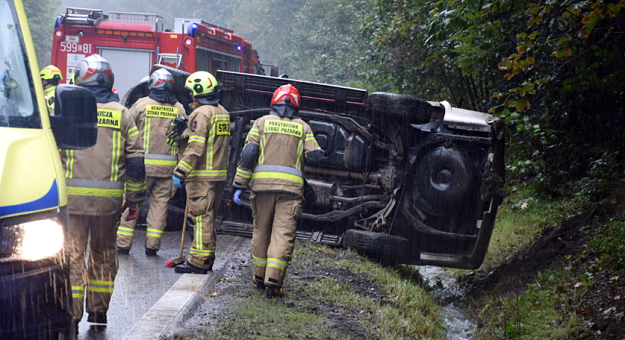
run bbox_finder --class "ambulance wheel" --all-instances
[343,229,410,265]
[366,92,431,124]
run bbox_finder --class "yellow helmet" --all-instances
[185,71,221,105]
[40,65,63,85]
[185,71,218,96]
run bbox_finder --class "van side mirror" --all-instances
[50,84,98,150]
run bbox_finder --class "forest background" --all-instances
[26,0,625,196]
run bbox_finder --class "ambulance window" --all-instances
[0,0,39,128]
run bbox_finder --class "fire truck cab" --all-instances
[51,7,273,100]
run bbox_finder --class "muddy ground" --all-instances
[165,242,394,340]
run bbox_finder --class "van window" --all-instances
[0,0,39,129]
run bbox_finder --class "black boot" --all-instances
[174,261,209,274]
[145,248,158,256]
[266,286,284,299]
[252,275,265,290]
[117,247,130,255]
[87,312,107,324]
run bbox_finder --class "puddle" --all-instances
[418,266,476,340]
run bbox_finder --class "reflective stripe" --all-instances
[207,118,217,170]
[128,126,140,138]
[188,170,227,177]
[67,187,124,197]
[146,228,164,238]
[72,285,85,299]
[110,130,121,181]
[247,128,260,140]
[252,171,304,185]
[252,255,267,267]
[295,140,304,170]
[65,150,75,179]
[179,160,193,172]
[189,136,206,143]
[126,181,146,192]
[190,248,215,256]
[144,118,151,153]
[66,179,125,197]
[259,135,266,165]
[117,226,134,236]
[305,133,316,141]
[236,167,252,179]
[267,258,288,271]
[66,178,124,189]
[145,153,178,166]
[88,280,114,293]
[267,257,288,271]
[196,216,202,249]
[254,165,303,177]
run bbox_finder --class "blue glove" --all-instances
[173,175,184,189]
[233,189,243,205]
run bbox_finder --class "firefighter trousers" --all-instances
[117,176,175,250]
[69,214,120,323]
[250,192,302,288]
[186,181,225,269]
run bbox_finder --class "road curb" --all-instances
[122,237,245,340]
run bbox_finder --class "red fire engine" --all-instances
[51,7,277,99]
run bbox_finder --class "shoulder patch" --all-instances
[191,120,197,132]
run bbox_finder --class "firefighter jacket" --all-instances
[61,101,146,216]
[130,96,186,178]
[174,104,230,182]
[233,115,322,196]
[44,86,55,115]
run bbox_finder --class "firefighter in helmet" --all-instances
[40,65,62,115]
[116,69,186,255]
[232,84,323,298]
[60,54,146,328]
[171,71,230,274]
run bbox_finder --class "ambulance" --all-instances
[0,0,97,338]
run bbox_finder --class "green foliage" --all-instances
[24,0,62,70]
[591,219,625,267]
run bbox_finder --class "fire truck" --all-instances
[50,7,276,100]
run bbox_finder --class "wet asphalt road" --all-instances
[76,227,246,340]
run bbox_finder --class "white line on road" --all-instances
[122,236,246,340]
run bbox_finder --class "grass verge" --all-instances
[189,242,445,340]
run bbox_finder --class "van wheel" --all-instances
[343,229,410,265]
[367,92,431,124]
[414,146,476,211]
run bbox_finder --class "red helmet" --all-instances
[270,84,301,109]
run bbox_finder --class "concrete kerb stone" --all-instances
[122,237,246,340]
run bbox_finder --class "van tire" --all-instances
[343,229,410,265]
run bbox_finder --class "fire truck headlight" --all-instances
[55,30,63,38]
[185,38,193,46]
[78,30,85,37]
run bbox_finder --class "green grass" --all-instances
[591,218,625,268]
[477,269,585,340]
[199,243,445,340]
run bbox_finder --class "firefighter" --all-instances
[116,69,186,255]
[61,55,146,327]
[172,71,230,274]
[39,64,62,114]
[232,84,323,298]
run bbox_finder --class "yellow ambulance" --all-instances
[0,0,97,338]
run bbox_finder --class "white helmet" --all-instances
[148,69,174,91]
[74,55,114,87]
